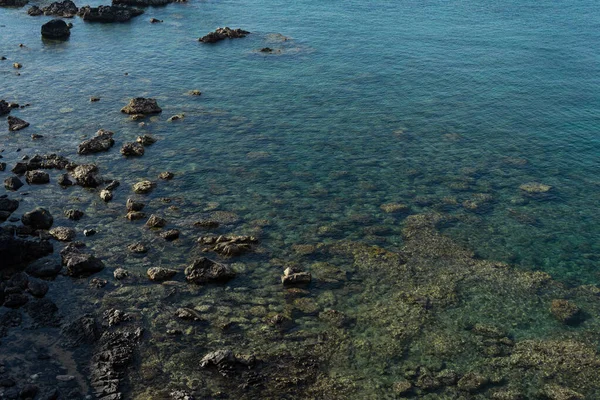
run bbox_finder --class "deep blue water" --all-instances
[2,1,600,279]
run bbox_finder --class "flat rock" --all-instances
[147,267,177,281]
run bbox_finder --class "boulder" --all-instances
[49,226,76,242]
[62,250,105,277]
[199,27,250,43]
[7,116,29,131]
[77,129,115,154]
[26,258,62,278]
[79,4,144,23]
[42,0,78,17]
[41,19,71,40]
[160,229,179,241]
[0,100,11,115]
[22,207,54,230]
[146,214,166,228]
[132,180,154,194]
[121,98,161,114]
[27,278,49,297]
[25,170,50,184]
[185,257,235,284]
[147,267,177,281]
[72,164,102,187]
[0,0,28,7]
[121,142,145,156]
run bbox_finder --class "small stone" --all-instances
[260,47,273,53]
[4,176,24,191]
[90,96,100,102]
[128,242,148,253]
[100,189,113,202]
[147,267,177,281]
[133,180,154,194]
[89,277,108,288]
[83,229,96,237]
[126,198,145,211]
[114,268,129,280]
[150,17,162,23]
[158,171,174,180]
[167,113,184,122]
[13,62,22,69]
[160,229,179,241]
[31,134,43,139]
[126,211,146,221]
[146,214,166,228]
[137,134,157,145]
[65,209,84,220]
[188,90,201,96]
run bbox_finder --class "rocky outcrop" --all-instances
[72,164,102,187]
[185,257,235,284]
[78,129,115,154]
[199,27,250,43]
[7,116,29,131]
[79,4,144,22]
[0,228,53,269]
[121,142,145,156]
[41,19,71,40]
[121,98,161,114]
[42,0,78,17]
[22,208,54,230]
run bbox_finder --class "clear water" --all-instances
[3,0,600,397]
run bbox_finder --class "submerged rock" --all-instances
[147,267,177,281]
[550,299,582,325]
[185,257,235,284]
[7,116,30,131]
[25,170,49,184]
[197,234,258,256]
[281,266,311,286]
[127,242,148,253]
[77,129,114,154]
[126,211,145,220]
[199,27,250,43]
[41,19,71,40]
[160,229,179,241]
[121,142,145,156]
[22,207,54,230]
[4,176,24,190]
[64,209,84,220]
[167,113,184,122]
[158,171,174,180]
[121,98,162,114]
[519,182,552,194]
[42,0,78,17]
[26,258,62,278]
[79,5,144,22]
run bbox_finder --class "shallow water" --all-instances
[2,0,600,398]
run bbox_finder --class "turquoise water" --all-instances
[3,0,600,397]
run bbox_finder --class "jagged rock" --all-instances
[61,247,105,277]
[185,257,235,284]
[281,266,311,285]
[79,4,144,22]
[127,242,148,253]
[121,142,145,156]
[175,307,201,320]
[160,229,179,241]
[72,164,102,187]
[126,211,145,221]
[41,18,71,39]
[114,268,129,280]
[78,129,114,154]
[49,226,76,242]
[25,169,50,184]
[126,198,144,211]
[137,134,156,145]
[121,98,161,114]
[197,234,258,256]
[64,209,84,220]
[103,308,131,327]
[22,207,54,229]
[158,171,174,180]
[132,180,154,194]
[0,100,11,115]
[146,214,166,228]
[61,315,99,346]
[100,189,113,202]
[24,153,71,170]
[42,0,78,17]
[199,27,250,43]
[147,267,177,281]
[7,116,29,131]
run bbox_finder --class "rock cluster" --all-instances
[199,27,250,43]
[79,4,144,22]
[121,97,162,114]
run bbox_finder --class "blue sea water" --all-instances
[2,1,600,396]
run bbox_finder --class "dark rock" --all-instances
[42,0,78,17]
[25,169,50,184]
[61,314,99,346]
[103,308,131,327]
[113,0,172,6]
[9,272,28,289]
[0,162,5,171]
[0,0,28,7]
[31,133,44,139]
[100,189,113,202]
[193,219,219,229]
[126,198,144,211]
[185,257,235,284]
[281,266,312,285]
[20,384,39,399]
[199,27,250,43]
[260,47,273,53]
[83,228,96,236]
[114,267,129,279]
[127,242,148,253]
[126,211,146,221]
[58,173,73,186]
[147,266,177,281]
[27,278,49,297]
[4,293,29,308]
[121,97,161,114]
[64,209,84,220]
[105,179,120,190]
[26,258,62,277]
[197,234,257,256]
[62,250,105,277]
[0,100,10,115]
[7,115,29,131]
[49,226,76,241]
[28,5,42,15]
[0,197,19,213]
[136,134,156,145]
[149,17,162,23]
[158,171,174,180]
[160,229,179,241]
[89,277,108,288]
[146,214,166,228]
[11,162,27,174]
[26,153,71,170]
[121,142,145,156]
[22,207,53,229]
[90,96,100,102]
[72,164,102,187]
[77,129,115,154]
[41,19,71,40]
[80,4,144,22]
